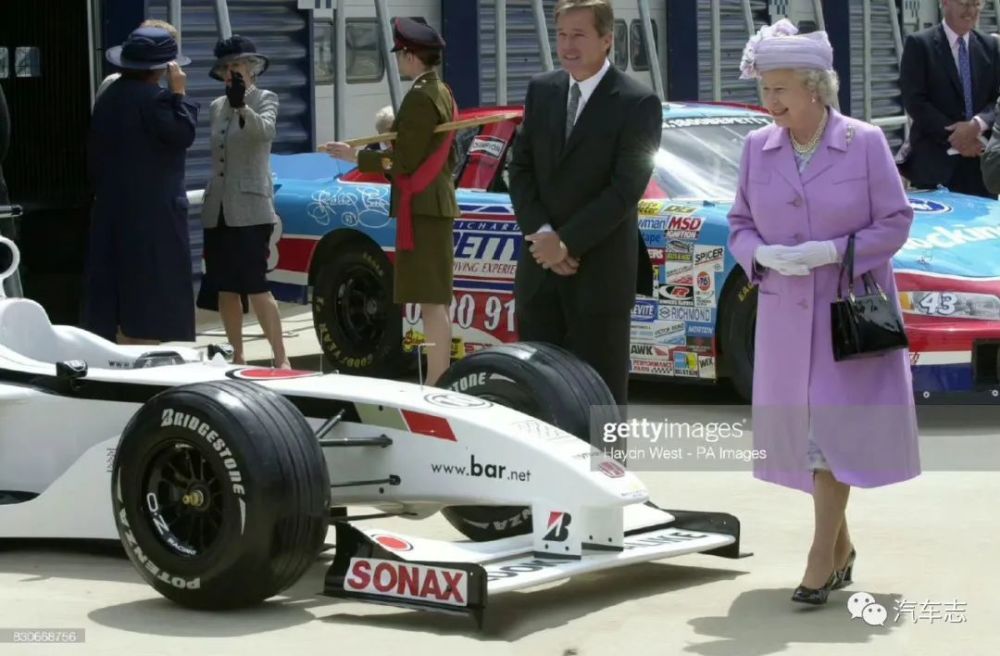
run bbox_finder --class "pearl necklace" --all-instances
[791,109,829,155]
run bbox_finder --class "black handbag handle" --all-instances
[837,233,888,302]
[837,234,856,301]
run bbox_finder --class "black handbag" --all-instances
[830,234,909,361]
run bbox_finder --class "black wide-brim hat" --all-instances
[390,17,446,53]
[210,35,270,81]
[106,26,190,70]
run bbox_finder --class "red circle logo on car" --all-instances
[227,368,321,381]
[373,534,413,552]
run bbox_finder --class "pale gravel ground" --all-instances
[1,471,996,656]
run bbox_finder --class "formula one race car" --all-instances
[0,238,742,623]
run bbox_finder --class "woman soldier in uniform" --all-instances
[325,18,459,385]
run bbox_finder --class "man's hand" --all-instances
[323,141,359,162]
[947,121,985,157]
[550,256,580,276]
[526,231,568,268]
[166,62,187,96]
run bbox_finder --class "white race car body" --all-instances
[0,239,743,621]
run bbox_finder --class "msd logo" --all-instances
[667,216,703,232]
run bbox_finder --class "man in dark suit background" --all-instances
[508,0,662,404]
[899,0,1000,197]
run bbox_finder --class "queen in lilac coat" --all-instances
[728,19,921,605]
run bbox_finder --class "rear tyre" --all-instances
[111,380,330,609]
[718,268,757,402]
[311,238,408,376]
[436,342,620,541]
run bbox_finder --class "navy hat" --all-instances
[106,27,190,70]
[210,35,270,81]
[391,17,446,53]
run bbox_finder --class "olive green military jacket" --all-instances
[357,70,459,219]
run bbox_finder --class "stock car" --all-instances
[0,235,743,621]
[262,103,1000,402]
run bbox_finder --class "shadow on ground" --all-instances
[683,588,905,656]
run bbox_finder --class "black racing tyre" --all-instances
[111,380,330,609]
[435,342,620,542]
[718,268,757,402]
[311,238,407,376]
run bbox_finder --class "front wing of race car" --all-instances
[325,501,742,625]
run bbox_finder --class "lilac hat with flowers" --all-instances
[739,18,833,79]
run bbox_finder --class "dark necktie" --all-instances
[565,83,581,140]
[959,37,974,120]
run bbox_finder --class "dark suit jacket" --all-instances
[508,65,661,315]
[899,24,1000,188]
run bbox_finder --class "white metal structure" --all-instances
[310,0,669,145]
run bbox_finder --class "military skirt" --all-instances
[394,214,454,305]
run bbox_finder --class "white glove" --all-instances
[754,244,810,276]
[781,241,839,269]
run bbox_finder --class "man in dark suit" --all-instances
[899,0,1000,197]
[508,0,662,404]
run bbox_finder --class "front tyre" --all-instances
[436,342,620,541]
[111,380,330,609]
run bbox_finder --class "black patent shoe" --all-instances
[792,571,838,605]
[833,548,856,590]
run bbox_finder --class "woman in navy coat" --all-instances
[83,27,199,344]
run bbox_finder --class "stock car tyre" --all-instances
[311,238,408,376]
[436,342,620,541]
[717,269,756,402]
[111,380,330,609]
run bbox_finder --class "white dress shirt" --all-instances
[567,56,611,126]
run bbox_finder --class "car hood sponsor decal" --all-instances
[895,192,1000,278]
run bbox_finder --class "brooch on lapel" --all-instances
[845,125,855,146]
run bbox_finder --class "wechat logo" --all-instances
[848,592,887,626]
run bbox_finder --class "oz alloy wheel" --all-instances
[141,441,226,558]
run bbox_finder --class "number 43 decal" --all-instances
[916,292,958,316]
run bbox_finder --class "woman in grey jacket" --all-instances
[201,36,289,368]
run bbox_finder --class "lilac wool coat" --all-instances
[727,109,921,493]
